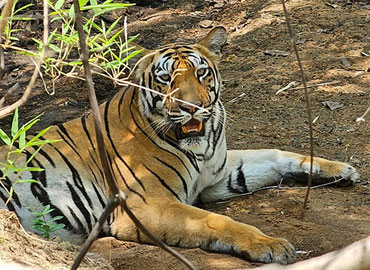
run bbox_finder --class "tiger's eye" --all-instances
[197,68,207,77]
[159,74,171,82]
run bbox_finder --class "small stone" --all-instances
[264,50,290,57]
[199,20,213,28]
[360,36,370,42]
[321,101,344,110]
[340,58,351,67]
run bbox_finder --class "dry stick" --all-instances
[0,0,14,75]
[281,0,314,220]
[0,0,47,118]
[356,105,370,123]
[70,1,195,270]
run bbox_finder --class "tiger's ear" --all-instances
[199,26,227,57]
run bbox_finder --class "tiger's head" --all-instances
[133,27,227,151]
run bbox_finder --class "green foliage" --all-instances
[1,0,35,46]
[2,0,141,92]
[35,0,140,91]
[0,108,60,205]
[30,204,65,239]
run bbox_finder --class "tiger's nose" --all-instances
[179,102,203,114]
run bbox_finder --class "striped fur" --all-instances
[0,27,359,264]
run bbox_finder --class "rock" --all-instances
[340,58,351,67]
[199,20,213,28]
[321,101,344,110]
[264,50,290,57]
[360,36,370,42]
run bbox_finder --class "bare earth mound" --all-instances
[0,0,369,269]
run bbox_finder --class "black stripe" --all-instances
[32,144,55,168]
[67,181,93,232]
[156,157,188,200]
[57,123,77,147]
[68,206,87,235]
[88,150,105,186]
[143,164,180,201]
[57,129,83,161]
[136,227,142,243]
[236,164,248,193]
[87,164,107,209]
[104,96,146,191]
[213,154,227,176]
[227,173,242,194]
[91,180,106,210]
[0,188,17,213]
[118,89,129,122]
[111,157,146,203]
[81,114,96,152]
[53,147,94,209]
[24,149,47,187]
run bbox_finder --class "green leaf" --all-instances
[68,5,75,18]
[50,224,65,232]
[16,179,39,184]
[3,166,17,177]
[25,125,50,146]
[106,17,122,36]
[51,216,64,222]
[49,44,61,53]
[24,167,44,172]
[0,129,11,146]
[11,108,19,138]
[12,117,40,143]
[121,49,143,63]
[107,28,124,45]
[15,4,34,14]
[19,131,26,149]
[11,16,35,21]
[42,205,52,215]
[55,0,65,10]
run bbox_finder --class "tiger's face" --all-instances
[135,27,227,151]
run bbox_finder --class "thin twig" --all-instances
[281,0,314,220]
[276,81,297,95]
[356,105,370,123]
[0,0,48,118]
[289,80,341,91]
[0,0,14,76]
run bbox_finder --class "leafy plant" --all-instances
[31,0,141,92]
[1,0,141,93]
[0,108,60,204]
[1,0,35,47]
[30,204,65,239]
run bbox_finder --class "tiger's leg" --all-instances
[111,199,296,264]
[200,149,359,202]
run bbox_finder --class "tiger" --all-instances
[0,26,359,264]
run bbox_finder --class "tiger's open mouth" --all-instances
[175,118,205,139]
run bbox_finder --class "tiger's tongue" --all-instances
[182,119,202,133]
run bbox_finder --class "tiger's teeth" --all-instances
[196,122,202,132]
[182,126,189,134]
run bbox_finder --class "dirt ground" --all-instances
[0,0,369,269]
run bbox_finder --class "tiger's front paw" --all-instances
[336,163,360,186]
[239,235,296,264]
[321,160,360,186]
